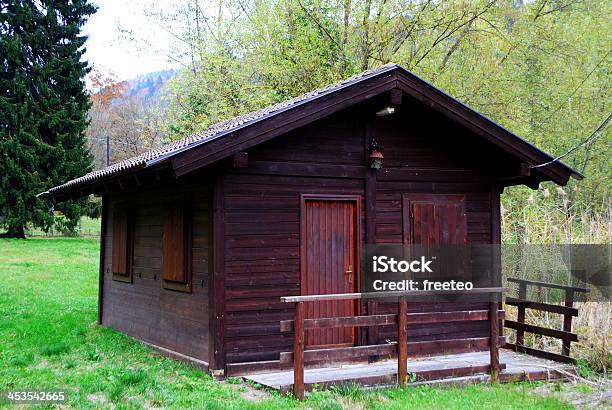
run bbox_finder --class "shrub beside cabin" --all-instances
[44,65,581,377]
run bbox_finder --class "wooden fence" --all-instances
[504,277,590,364]
[280,288,508,400]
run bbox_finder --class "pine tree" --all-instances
[0,0,96,238]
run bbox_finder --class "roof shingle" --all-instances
[43,64,398,196]
[42,63,582,197]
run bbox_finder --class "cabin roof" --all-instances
[42,64,582,198]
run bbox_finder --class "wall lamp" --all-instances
[376,106,395,116]
[369,137,384,169]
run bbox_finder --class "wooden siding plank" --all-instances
[98,196,107,324]
[171,75,398,176]
[210,176,226,371]
[219,101,500,365]
[103,179,210,363]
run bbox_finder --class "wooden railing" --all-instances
[504,277,590,365]
[280,288,508,400]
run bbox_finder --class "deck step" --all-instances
[276,364,502,394]
[243,350,572,393]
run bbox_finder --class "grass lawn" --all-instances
[0,238,579,409]
[24,217,101,238]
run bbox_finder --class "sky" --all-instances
[83,0,179,82]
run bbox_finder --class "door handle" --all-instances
[346,265,353,282]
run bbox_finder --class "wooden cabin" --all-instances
[45,64,581,379]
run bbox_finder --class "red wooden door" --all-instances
[302,198,359,348]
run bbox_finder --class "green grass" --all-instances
[0,238,575,409]
[24,216,101,238]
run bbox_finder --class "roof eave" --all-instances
[392,67,582,185]
[40,160,157,200]
[146,64,402,169]
[42,63,584,198]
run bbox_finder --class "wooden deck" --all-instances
[243,349,573,394]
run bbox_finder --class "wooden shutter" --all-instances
[162,202,192,291]
[403,194,468,280]
[403,194,467,245]
[112,207,133,282]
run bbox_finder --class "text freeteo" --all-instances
[372,280,474,291]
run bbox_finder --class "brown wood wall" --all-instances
[99,93,510,369]
[219,99,503,365]
[221,111,365,364]
[101,179,211,362]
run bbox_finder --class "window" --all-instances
[162,201,192,292]
[112,206,134,282]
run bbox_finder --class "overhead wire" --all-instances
[531,112,612,169]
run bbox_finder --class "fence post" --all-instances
[293,301,305,400]
[516,282,527,346]
[367,300,379,364]
[489,294,500,383]
[562,289,575,357]
[397,297,407,386]
[367,300,379,345]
